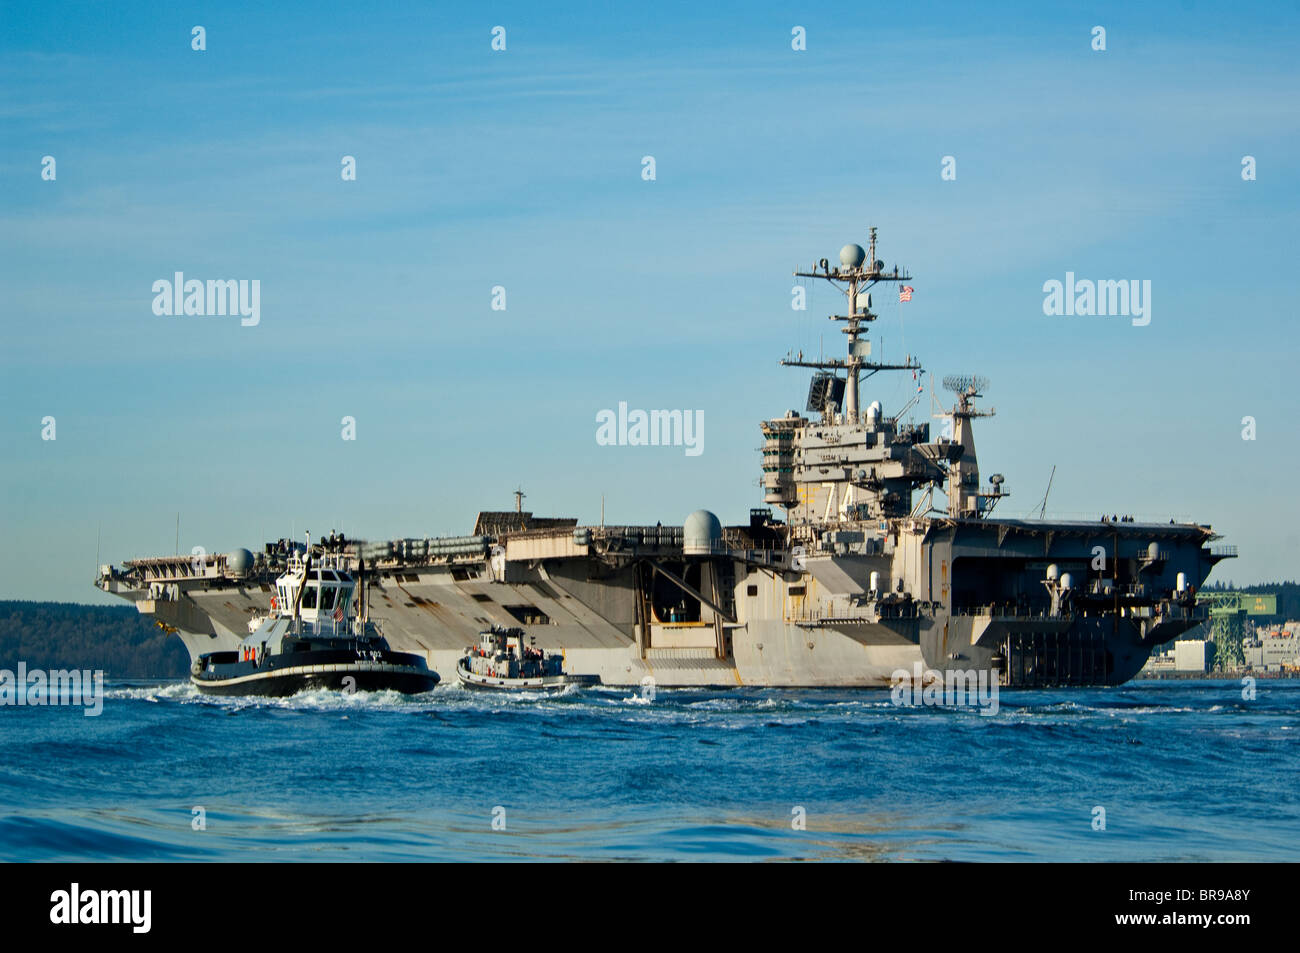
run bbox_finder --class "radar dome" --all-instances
[683,509,723,556]
[839,244,866,269]
[226,548,254,576]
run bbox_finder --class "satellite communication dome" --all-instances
[839,244,866,269]
[226,548,254,576]
[683,509,723,556]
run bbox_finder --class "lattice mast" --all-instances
[788,227,919,422]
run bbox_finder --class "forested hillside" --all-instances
[0,601,188,677]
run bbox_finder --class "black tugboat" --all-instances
[456,625,600,691]
[190,541,439,696]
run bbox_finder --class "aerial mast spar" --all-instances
[788,227,920,422]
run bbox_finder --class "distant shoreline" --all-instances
[1138,670,1298,681]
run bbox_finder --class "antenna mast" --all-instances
[940,375,1004,518]
[789,226,918,422]
[1037,465,1056,520]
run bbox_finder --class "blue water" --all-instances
[1,679,1296,861]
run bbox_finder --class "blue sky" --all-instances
[2,0,1298,602]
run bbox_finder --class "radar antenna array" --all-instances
[942,374,989,397]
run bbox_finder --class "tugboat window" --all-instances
[302,585,317,609]
[319,587,336,611]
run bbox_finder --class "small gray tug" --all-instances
[457,625,600,692]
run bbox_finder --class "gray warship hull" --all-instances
[98,514,1224,688]
[95,230,1231,688]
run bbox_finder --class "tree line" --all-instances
[0,601,189,678]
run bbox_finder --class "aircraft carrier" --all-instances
[96,229,1234,688]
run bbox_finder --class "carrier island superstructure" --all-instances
[96,230,1233,688]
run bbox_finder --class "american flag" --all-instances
[899,285,914,302]
[333,605,343,622]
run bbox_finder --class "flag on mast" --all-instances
[899,285,914,302]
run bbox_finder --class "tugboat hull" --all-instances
[192,652,439,697]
